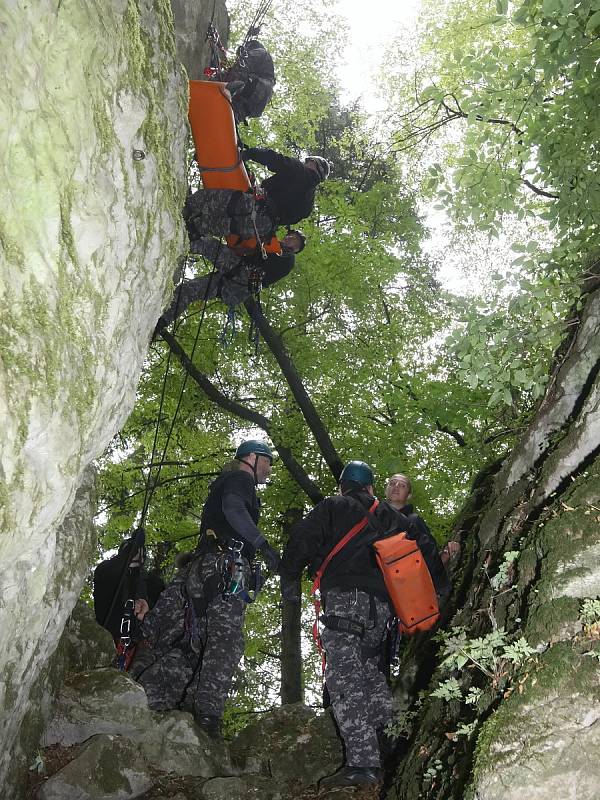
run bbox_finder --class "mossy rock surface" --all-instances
[472,643,600,800]
[230,703,342,786]
[36,734,154,799]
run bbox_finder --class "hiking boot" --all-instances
[318,765,383,789]
[194,712,222,740]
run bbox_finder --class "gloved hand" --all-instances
[241,145,256,162]
[259,541,281,573]
[280,575,301,604]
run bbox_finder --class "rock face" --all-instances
[33,667,340,799]
[0,0,223,793]
[171,0,230,80]
[387,281,600,799]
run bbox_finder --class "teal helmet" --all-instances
[235,439,273,463]
[339,460,374,486]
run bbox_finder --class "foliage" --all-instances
[435,625,535,678]
[489,550,519,591]
[464,686,483,706]
[384,708,418,739]
[580,598,600,627]
[431,676,463,701]
[94,0,591,721]
[423,759,444,786]
[385,0,600,414]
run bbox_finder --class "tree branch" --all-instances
[159,329,324,504]
[244,298,345,481]
[520,177,559,199]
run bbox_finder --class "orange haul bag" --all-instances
[188,80,251,191]
[373,533,440,635]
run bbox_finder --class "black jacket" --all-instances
[243,147,320,226]
[258,251,295,287]
[280,490,410,601]
[93,538,150,640]
[198,469,264,558]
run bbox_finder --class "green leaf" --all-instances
[542,0,560,15]
[585,10,600,34]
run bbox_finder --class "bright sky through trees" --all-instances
[334,0,421,110]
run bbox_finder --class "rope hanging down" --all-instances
[243,0,273,43]
[139,256,219,528]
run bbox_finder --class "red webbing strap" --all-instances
[311,499,379,669]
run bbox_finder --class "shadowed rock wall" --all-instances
[387,276,600,800]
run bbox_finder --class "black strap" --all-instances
[320,614,364,638]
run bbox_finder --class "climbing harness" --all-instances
[116,599,137,671]
[222,539,245,599]
[248,192,270,261]
[225,234,282,258]
[205,21,229,78]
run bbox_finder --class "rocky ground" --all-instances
[25,604,376,800]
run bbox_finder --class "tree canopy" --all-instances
[95,0,599,721]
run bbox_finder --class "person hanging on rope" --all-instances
[130,440,280,739]
[154,230,305,332]
[183,151,330,246]
[218,38,276,124]
[279,461,447,789]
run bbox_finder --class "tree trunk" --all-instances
[280,508,304,704]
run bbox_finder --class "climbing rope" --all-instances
[140,256,219,526]
[243,0,273,44]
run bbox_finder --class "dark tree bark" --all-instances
[280,508,304,705]
[160,329,324,504]
[244,297,345,481]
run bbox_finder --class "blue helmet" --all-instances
[339,460,374,486]
[235,439,273,463]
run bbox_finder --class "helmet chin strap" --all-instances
[238,454,260,485]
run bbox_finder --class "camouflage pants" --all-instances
[129,572,194,710]
[161,239,250,325]
[184,190,276,242]
[185,552,247,719]
[130,553,247,720]
[321,588,393,769]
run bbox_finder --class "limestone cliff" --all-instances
[0,0,225,793]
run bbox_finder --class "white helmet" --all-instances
[306,155,331,181]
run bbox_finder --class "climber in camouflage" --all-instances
[155,230,305,329]
[130,440,280,739]
[279,461,408,788]
[183,150,330,245]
